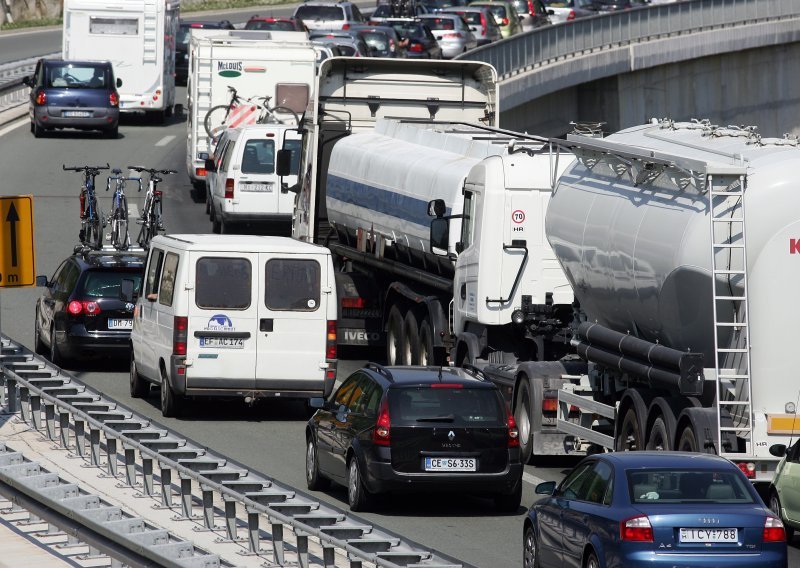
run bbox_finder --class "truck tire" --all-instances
[418,318,440,366]
[676,424,698,452]
[515,377,535,464]
[616,408,642,451]
[645,416,671,451]
[386,306,404,365]
[402,310,420,365]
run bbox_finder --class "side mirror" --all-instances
[535,481,557,495]
[116,78,123,88]
[770,444,788,458]
[204,158,217,173]
[120,278,136,302]
[308,397,325,409]
[276,149,293,177]
[22,76,32,87]
[427,198,446,218]
[547,8,554,14]
[35,275,48,287]
[429,217,450,256]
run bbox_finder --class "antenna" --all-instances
[438,366,443,382]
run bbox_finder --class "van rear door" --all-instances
[186,253,258,391]
[255,253,330,393]
[235,133,281,215]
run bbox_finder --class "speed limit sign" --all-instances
[512,210,525,224]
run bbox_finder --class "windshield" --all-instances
[80,269,142,298]
[47,64,113,89]
[421,0,465,9]
[388,387,504,426]
[627,469,756,504]
[295,5,345,21]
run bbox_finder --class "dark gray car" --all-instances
[25,59,121,139]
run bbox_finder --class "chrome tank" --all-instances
[546,120,800,364]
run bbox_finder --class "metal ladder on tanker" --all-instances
[708,173,755,457]
[142,0,158,65]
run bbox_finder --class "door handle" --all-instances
[260,319,273,332]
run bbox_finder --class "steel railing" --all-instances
[0,52,58,113]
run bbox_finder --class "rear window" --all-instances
[481,4,508,18]
[511,0,527,13]
[80,269,142,298]
[627,469,755,504]
[388,387,503,426]
[195,257,252,309]
[294,5,345,21]
[373,4,392,17]
[359,31,390,52]
[265,259,320,311]
[456,11,482,25]
[423,17,456,30]
[241,139,275,174]
[337,45,358,56]
[47,64,112,89]
[245,20,296,31]
[422,0,465,9]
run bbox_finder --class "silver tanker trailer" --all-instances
[547,118,800,484]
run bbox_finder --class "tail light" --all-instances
[737,461,756,479]
[372,397,391,446]
[341,297,365,309]
[342,23,350,30]
[408,43,424,53]
[109,92,119,107]
[196,167,207,177]
[173,316,187,356]
[430,383,463,389]
[542,396,578,413]
[224,178,234,199]
[568,9,576,20]
[35,90,47,106]
[621,515,653,542]
[67,300,101,315]
[527,0,535,15]
[326,320,337,360]
[763,516,786,542]
[480,12,487,36]
[507,407,520,447]
[443,32,463,38]
[502,17,509,26]
[154,190,162,197]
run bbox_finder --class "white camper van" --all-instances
[62,0,179,121]
[129,235,338,417]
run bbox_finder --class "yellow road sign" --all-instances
[0,196,35,287]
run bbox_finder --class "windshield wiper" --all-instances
[416,415,455,422]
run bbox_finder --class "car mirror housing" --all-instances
[309,397,325,409]
[535,481,557,495]
[770,443,788,458]
[116,77,123,88]
[35,275,48,287]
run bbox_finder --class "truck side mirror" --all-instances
[120,278,136,302]
[116,78,123,88]
[427,198,446,218]
[204,158,217,173]
[276,149,292,177]
[429,217,450,256]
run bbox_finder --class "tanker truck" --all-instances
[546,118,800,483]
[284,58,586,461]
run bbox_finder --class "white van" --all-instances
[206,123,301,234]
[128,234,337,417]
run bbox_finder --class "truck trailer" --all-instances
[287,58,582,461]
[547,119,800,483]
[62,0,179,121]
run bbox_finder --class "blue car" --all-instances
[524,452,787,568]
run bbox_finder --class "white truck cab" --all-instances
[129,234,337,417]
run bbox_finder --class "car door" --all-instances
[186,253,258,390]
[254,253,331,390]
[536,463,589,566]
[343,376,382,464]
[316,375,361,480]
[134,247,164,380]
[560,460,614,568]
[51,261,80,344]
[781,442,800,523]
[39,260,68,343]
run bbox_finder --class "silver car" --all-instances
[542,0,595,24]
[418,13,477,58]
[293,1,367,31]
[441,6,502,45]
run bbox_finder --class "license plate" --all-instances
[199,337,244,349]
[107,319,133,330]
[242,183,272,192]
[63,110,92,118]
[679,528,738,543]
[423,457,477,472]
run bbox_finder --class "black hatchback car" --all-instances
[34,249,146,367]
[24,59,122,138]
[306,364,523,512]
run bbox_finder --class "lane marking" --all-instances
[128,203,140,219]
[155,135,175,147]
[0,117,28,137]
[523,472,547,487]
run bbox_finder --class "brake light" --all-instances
[342,23,350,29]
[224,178,234,199]
[480,12,487,36]
[35,90,47,106]
[430,383,463,389]
[173,316,187,356]
[527,0,534,15]
[372,397,391,446]
[507,407,520,447]
[196,167,207,177]
[67,300,101,315]
[502,17,509,25]
[542,398,557,412]
[568,9,576,20]
[326,320,337,360]
[763,516,786,542]
[737,461,756,479]
[621,516,653,542]
[408,43,424,53]
[341,297,365,309]
[109,92,119,107]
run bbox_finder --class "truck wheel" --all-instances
[386,306,404,366]
[515,377,534,464]
[418,318,439,366]
[616,408,642,451]
[676,424,698,452]
[402,311,420,365]
[645,416,671,451]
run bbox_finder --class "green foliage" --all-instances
[0,17,62,31]
[182,0,292,13]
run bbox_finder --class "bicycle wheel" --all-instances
[136,218,150,248]
[204,104,231,139]
[266,106,300,125]
[112,197,128,250]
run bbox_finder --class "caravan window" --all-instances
[90,17,139,36]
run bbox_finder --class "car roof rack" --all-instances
[366,362,394,382]
[460,364,487,382]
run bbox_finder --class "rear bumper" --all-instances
[34,106,118,130]
[175,368,333,399]
[57,325,131,358]
[364,459,523,496]
[619,549,786,568]
[218,209,292,224]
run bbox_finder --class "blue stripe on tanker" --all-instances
[327,174,452,228]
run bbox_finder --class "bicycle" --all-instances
[129,166,176,248]
[63,163,110,249]
[203,85,300,139]
[105,168,142,251]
